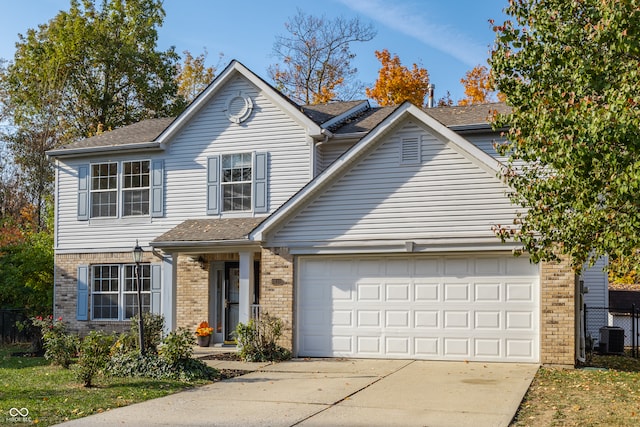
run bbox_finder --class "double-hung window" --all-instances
[90,163,118,218]
[206,151,268,215]
[91,264,150,320]
[79,159,163,220]
[222,153,252,211]
[123,161,150,216]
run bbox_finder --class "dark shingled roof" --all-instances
[301,100,366,124]
[425,102,510,127]
[57,117,175,150]
[609,290,640,314]
[152,217,265,244]
[331,106,396,134]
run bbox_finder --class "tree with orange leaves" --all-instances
[458,64,505,105]
[366,49,430,107]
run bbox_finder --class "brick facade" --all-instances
[540,256,578,366]
[259,247,294,350]
[54,251,158,335]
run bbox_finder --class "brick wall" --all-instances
[259,247,294,350]
[54,251,157,335]
[175,254,209,332]
[540,256,578,366]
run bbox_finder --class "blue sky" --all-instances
[0,0,508,103]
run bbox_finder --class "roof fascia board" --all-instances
[156,60,323,143]
[46,142,163,159]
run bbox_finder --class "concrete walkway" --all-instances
[55,358,538,427]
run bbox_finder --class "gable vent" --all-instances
[401,137,421,164]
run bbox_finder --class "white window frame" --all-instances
[89,160,151,219]
[221,152,253,212]
[122,160,151,217]
[90,162,118,218]
[91,264,151,321]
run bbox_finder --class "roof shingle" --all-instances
[152,217,265,244]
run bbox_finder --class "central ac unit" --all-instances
[599,326,625,354]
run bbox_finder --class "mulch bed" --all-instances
[199,352,242,361]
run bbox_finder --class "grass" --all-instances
[0,343,211,426]
[511,353,640,426]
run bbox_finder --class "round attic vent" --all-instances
[225,92,253,123]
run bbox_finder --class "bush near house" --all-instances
[235,313,291,362]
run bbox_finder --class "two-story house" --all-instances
[47,60,603,366]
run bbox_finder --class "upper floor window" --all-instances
[222,153,252,211]
[78,160,164,221]
[123,161,150,216]
[89,160,150,218]
[90,163,118,217]
[207,152,268,215]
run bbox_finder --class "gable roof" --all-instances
[155,60,325,144]
[250,101,503,241]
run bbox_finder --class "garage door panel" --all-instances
[475,283,501,301]
[386,283,410,301]
[444,283,470,301]
[298,254,539,363]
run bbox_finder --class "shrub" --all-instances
[159,328,194,365]
[75,331,117,387]
[235,314,291,362]
[32,315,79,368]
[130,312,165,354]
[107,327,216,381]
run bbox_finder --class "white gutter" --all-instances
[46,142,163,159]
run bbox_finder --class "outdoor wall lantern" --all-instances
[132,240,145,355]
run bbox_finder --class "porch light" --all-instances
[133,240,144,263]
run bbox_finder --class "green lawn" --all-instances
[0,344,208,426]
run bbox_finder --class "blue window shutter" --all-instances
[77,265,89,320]
[151,160,164,217]
[207,156,220,215]
[254,152,268,213]
[77,165,89,220]
[150,264,162,314]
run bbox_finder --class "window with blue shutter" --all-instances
[150,264,162,314]
[150,160,164,217]
[207,156,220,214]
[254,152,268,213]
[76,265,89,320]
[77,166,89,220]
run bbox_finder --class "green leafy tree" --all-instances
[269,9,376,104]
[490,0,640,275]
[0,0,185,227]
[176,49,220,103]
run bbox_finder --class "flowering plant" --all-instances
[195,321,213,337]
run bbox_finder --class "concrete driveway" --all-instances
[55,359,538,427]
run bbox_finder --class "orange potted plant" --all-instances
[195,321,213,347]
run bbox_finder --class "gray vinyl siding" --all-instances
[581,257,609,308]
[317,140,357,173]
[270,121,520,246]
[55,76,312,251]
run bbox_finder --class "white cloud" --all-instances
[338,0,486,67]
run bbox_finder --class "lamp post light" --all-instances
[133,240,145,355]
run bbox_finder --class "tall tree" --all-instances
[0,0,185,227]
[490,0,640,275]
[458,64,504,105]
[269,9,376,104]
[366,49,430,107]
[176,49,220,103]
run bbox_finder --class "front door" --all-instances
[224,263,240,341]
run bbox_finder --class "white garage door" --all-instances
[297,254,540,363]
